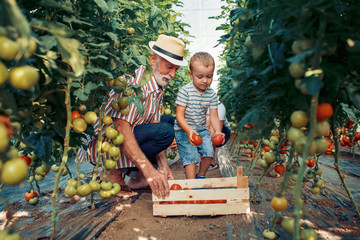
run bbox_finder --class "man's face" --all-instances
[151,55,180,87]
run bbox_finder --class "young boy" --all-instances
[174,52,225,179]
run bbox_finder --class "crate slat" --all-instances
[153,202,250,216]
[152,188,249,202]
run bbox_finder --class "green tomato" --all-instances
[35,163,50,176]
[262,229,276,239]
[1,158,28,185]
[27,176,34,183]
[76,184,92,197]
[105,159,117,170]
[64,185,77,197]
[281,217,295,234]
[264,152,276,164]
[79,173,85,179]
[108,146,120,157]
[34,174,45,181]
[315,179,324,188]
[112,133,125,145]
[310,186,321,194]
[101,142,111,152]
[67,178,77,186]
[300,229,318,240]
[28,197,39,205]
[110,183,121,195]
[101,181,113,191]
[99,189,112,198]
[89,180,101,191]
[51,164,59,172]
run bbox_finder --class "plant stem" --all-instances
[331,118,360,219]
[50,83,72,240]
[294,95,318,240]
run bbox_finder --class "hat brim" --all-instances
[149,41,188,67]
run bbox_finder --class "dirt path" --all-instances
[96,144,360,240]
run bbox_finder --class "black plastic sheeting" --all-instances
[219,146,360,240]
[0,160,138,240]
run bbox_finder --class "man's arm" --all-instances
[115,118,170,199]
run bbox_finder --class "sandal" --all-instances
[208,163,219,170]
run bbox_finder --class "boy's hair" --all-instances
[189,52,215,71]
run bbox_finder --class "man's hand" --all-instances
[143,167,171,199]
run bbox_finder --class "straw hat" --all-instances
[149,34,187,66]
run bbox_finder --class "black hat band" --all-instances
[153,45,183,61]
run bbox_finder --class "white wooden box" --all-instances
[152,167,250,217]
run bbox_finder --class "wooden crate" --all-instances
[152,167,250,217]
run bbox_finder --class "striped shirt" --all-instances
[77,65,164,168]
[174,82,218,131]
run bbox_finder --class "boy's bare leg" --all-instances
[185,163,196,179]
[198,157,212,176]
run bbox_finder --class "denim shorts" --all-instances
[175,128,214,167]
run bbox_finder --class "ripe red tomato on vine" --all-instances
[316,103,333,121]
[19,155,32,166]
[274,165,286,175]
[0,115,14,137]
[192,135,203,146]
[306,159,315,168]
[24,190,38,202]
[71,111,81,122]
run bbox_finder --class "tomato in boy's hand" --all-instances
[192,135,203,145]
[212,135,224,146]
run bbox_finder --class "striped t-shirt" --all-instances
[174,82,218,131]
[77,65,164,168]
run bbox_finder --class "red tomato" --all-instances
[0,115,14,137]
[348,118,355,124]
[71,110,81,122]
[19,155,32,166]
[316,103,333,121]
[192,135,203,145]
[212,135,224,146]
[170,184,182,190]
[24,190,38,202]
[279,146,287,154]
[263,146,271,152]
[274,165,286,174]
[271,196,288,211]
[306,159,315,168]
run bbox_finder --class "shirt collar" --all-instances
[148,75,164,93]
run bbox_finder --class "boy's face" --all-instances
[189,62,214,92]
[150,55,180,87]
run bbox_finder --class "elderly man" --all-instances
[79,35,187,199]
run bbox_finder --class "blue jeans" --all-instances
[133,114,175,165]
[175,128,214,167]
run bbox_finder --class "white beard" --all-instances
[153,60,172,87]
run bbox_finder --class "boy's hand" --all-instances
[187,129,199,145]
[213,132,226,145]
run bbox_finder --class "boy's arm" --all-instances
[176,104,198,145]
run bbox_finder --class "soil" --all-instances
[1,142,360,240]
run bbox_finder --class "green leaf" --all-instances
[341,103,357,123]
[346,83,360,110]
[104,32,118,41]
[303,76,324,96]
[56,36,85,77]
[74,88,89,101]
[68,82,82,88]
[94,0,109,13]
[85,67,113,78]
[63,16,93,27]
[87,42,110,48]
